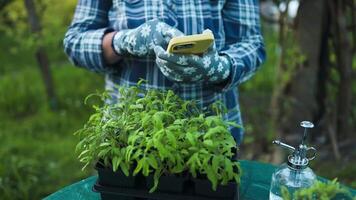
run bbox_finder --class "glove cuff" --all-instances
[112,30,129,56]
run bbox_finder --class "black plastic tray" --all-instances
[93,181,239,200]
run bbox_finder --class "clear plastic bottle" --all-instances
[269,121,317,200]
[269,163,316,199]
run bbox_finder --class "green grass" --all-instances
[0,64,104,200]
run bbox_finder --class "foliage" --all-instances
[0,68,45,118]
[281,179,354,200]
[184,115,241,190]
[0,0,76,61]
[0,64,103,200]
[75,82,241,192]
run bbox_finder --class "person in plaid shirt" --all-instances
[64,0,266,144]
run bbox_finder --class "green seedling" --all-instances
[281,179,354,200]
[74,81,242,192]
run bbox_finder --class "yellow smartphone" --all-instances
[167,30,214,54]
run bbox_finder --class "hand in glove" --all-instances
[154,43,232,83]
[112,19,184,57]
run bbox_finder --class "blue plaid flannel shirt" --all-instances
[64,0,266,144]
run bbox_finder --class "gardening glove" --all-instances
[154,36,231,83]
[112,19,184,57]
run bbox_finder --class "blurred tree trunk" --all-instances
[315,7,342,160]
[24,0,57,109]
[328,0,353,138]
[283,0,326,138]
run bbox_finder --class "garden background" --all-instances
[0,0,355,199]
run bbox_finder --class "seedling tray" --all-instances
[93,180,239,200]
[146,174,186,193]
[96,163,138,188]
[194,178,237,199]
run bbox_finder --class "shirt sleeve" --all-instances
[63,0,114,73]
[218,0,266,91]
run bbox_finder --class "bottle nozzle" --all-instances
[272,140,295,152]
[272,121,316,170]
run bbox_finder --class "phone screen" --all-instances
[173,43,194,51]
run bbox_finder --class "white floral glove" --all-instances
[112,19,184,57]
[154,43,232,83]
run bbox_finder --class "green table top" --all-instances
[44,160,356,200]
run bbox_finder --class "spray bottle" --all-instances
[269,121,317,200]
